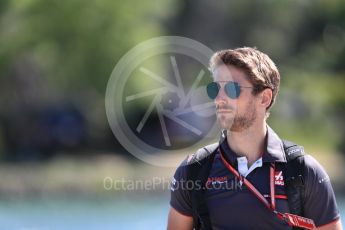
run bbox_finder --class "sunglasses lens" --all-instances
[206,82,220,99]
[225,82,240,99]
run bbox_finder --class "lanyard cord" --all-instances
[219,148,275,211]
[219,148,316,229]
[270,162,276,210]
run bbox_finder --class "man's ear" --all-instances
[260,88,273,110]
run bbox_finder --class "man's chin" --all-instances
[217,119,234,131]
[217,119,248,132]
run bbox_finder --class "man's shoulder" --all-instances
[174,142,219,171]
[185,142,219,165]
[281,140,327,177]
[302,154,330,180]
[281,140,327,174]
[172,142,219,184]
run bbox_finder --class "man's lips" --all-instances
[216,105,234,113]
[216,110,233,113]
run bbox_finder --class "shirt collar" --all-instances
[219,125,286,164]
[263,126,286,163]
[219,133,237,166]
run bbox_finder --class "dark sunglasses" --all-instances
[206,81,254,99]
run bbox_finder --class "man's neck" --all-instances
[226,122,267,167]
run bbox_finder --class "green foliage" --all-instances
[0,0,175,92]
[270,71,345,152]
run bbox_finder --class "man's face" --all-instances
[212,64,258,132]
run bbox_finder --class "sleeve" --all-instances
[302,155,340,227]
[169,158,193,216]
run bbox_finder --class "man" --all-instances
[167,47,342,229]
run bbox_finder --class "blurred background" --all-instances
[0,0,345,229]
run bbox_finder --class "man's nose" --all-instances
[214,87,230,105]
[214,87,237,107]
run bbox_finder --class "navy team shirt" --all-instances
[170,126,340,229]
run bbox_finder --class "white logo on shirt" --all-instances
[275,171,284,186]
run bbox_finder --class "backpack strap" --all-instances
[187,143,218,230]
[282,140,306,230]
